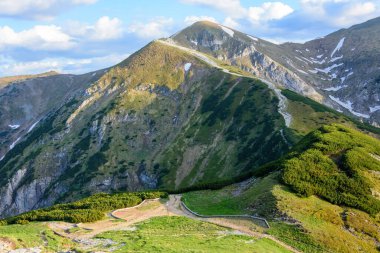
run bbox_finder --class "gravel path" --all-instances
[48,195,301,253]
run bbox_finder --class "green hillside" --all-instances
[183,124,380,253]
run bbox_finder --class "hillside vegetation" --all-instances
[282,124,380,216]
[2,191,166,224]
[183,124,380,253]
[96,216,292,253]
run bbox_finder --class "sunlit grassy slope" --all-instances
[184,124,380,253]
[96,216,292,253]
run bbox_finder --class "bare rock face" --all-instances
[280,18,380,125]
[0,71,103,160]
[173,19,380,125]
[171,21,323,102]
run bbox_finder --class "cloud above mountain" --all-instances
[0,0,97,20]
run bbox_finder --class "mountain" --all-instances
[0,19,380,219]
[0,70,103,161]
[281,17,380,125]
[172,19,380,125]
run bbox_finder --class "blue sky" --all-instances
[0,0,379,77]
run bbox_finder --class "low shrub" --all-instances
[6,191,167,225]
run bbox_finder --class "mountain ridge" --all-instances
[0,19,380,219]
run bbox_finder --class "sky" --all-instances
[0,0,379,77]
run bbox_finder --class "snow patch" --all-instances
[329,95,370,118]
[247,35,258,41]
[369,106,380,113]
[301,57,313,64]
[331,37,345,57]
[310,58,326,64]
[309,69,318,74]
[295,56,308,64]
[184,63,192,72]
[317,54,324,59]
[296,69,308,75]
[340,71,353,83]
[314,63,343,74]
[219,25,234,37]
[9,124,20,130]
[190,39,198,46]
[323,85,347,91]
[0,155,4,161]
[28,121,40,133]
[330,55,343,63]
[9,137,21,150]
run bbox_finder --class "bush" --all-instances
[282,124,380,216]
[6,191,167,225]
[15,219,29,225]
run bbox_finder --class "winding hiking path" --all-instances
[48,195,301,253]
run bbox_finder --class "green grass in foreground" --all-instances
[182,173,278,216]
[0,222,73,251]
[96,216,292,253]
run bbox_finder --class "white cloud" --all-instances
[128,17,174,39]
[299,0,379,27]
[181,0,293,27]
[334,2,376,26]
[248,2,294,24]
[65,16,124,41]
[0,53,129,76]
[223,17,239,29]
[0,0,97,20]
[181,0,246,18]
[91,16,124,41]
[184,16,217,25]
[0,25,75,50]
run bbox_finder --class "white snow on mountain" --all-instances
[370,106,380,113]
[331,37,345,57]
[330,55,343,63]
[9,137,21,150]
[219,25,234,37]
[247,35,258,41]
[28,120,40,133]
[329,95,370,118]
[184,63,192,71]
[315,63,344,74]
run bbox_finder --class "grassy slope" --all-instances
[0,222,74,252]
[158,76,289,190]
[0,71,59,88]
[283,89,380,137]
[96,216,292,253]
[183,124,380,253]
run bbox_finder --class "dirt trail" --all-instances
[48,199,177,240]
[48,195,301,253]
